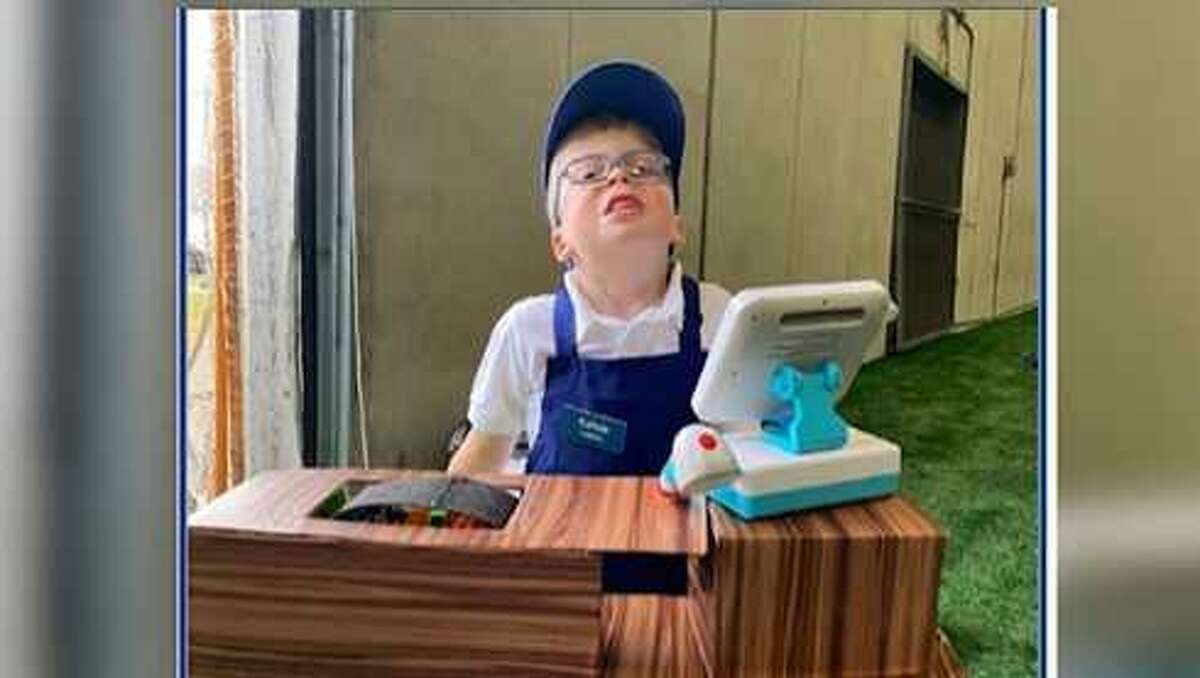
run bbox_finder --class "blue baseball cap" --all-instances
[540,60,686,210]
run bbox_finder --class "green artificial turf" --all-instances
[840,310,1038,678]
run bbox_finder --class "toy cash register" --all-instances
[662,280,901,520]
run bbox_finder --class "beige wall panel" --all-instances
[567,10,712,278]
[953,11,1027,322]
[792,12,907,360]
[791,12,867,282]
[356,11,568,468]
[996,12,1038,314]
[950,16,985,322]
[702,11,805,291]
[906,10,971,91]
[706,11,912,360]
[791,12,905,280]
[849,12,908,360]
[843,12,908,282]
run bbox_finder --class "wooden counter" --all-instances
[191,471,959,677]
[189,469,706,554]
[601,596,965,678]
[602,491,962,677]
[190,470,704,677]
[693,497,948,677]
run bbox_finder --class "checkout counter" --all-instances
[189,469,961,677]
[189,282,966,676]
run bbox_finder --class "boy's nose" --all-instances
[604,165,631,185]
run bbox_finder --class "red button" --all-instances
[698,432,718,451]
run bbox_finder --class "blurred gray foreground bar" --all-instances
[0,1,178,677]
[0,0,50,675]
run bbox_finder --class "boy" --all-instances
[448,60,731,476]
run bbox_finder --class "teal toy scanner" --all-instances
[687,280,902,520]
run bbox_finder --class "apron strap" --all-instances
[552,281,577,359]
[680,275,703,358]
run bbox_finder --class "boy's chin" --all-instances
[598,218,674,241]
[595,234,672,252]
[599,210,664,228]
[589,240,674,268]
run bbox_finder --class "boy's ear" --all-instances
[669,213,685,246]
[549,230,572,264]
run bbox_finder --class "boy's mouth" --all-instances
[604,193,644,216]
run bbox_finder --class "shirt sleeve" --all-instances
[467,301,535,437]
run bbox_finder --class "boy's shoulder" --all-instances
[504,292,556,321]
[493,293,556,341]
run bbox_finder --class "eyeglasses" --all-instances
[556,149,672,187]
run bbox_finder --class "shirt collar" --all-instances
[563,262,684,336]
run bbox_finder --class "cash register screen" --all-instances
[691,280,894,425]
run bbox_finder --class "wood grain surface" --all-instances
[600,595,965,678]
[929,629,967,678]
[190,470,705,677]
[191,471,961,677]
[190,470,705,555]
[191,534,603,676]
[600,595,709,678]
[694,496,947,677]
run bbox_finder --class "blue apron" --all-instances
[526,275,706,476]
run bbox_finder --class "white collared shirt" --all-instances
[467,263,731,446]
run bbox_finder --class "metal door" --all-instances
[889,49,969,351]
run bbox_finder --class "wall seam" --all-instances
[787,13,807,280]
[697,8,718,281]
[993,14,1031,317]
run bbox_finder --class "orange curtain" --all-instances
[208,10,244,498]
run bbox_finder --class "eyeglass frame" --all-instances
[549,149,673,227]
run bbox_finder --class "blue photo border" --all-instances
[176,8,189,678]
[173,7,1054,678]
[1037,7,1049,678]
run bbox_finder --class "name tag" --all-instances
[561,404,627,455]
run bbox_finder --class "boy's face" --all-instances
[549,127,682,272]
